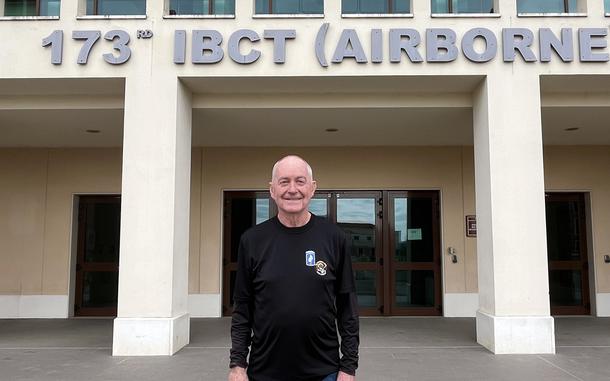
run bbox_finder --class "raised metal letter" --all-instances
[174,30,186,64]
[371,29,383,63]
[315,23,329,67]
[579,28,609,62]
[263,29,296,64]
[426,29,458,63]
[389,29,423,63]
[539,28,573,62]
[192,30,224,64]
[461,28,497,63]
[503,28,537,62]
[42,30,63,65]
[103,30,131,65]
[332,29,368,63]
[228,29,261,64]
[72,30,101,65]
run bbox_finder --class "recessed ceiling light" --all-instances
[325,128,339,133]
[564,127,580,131]
[85,129,101,134]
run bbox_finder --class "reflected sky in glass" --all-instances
[256,198,269,225]
[517,0,576,13]
[337,198,375,225]
[394,198,408,242]
[606,0,610,12]
[309,198,328,217]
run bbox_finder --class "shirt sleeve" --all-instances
[229,235,254,369]
[336,231,359,375]
[337,291,359,375]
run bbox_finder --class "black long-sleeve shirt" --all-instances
[230,215,360,381]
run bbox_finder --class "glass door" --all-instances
[74,195,121,317]
[388,191,442,315]
[335,192,383,316]
[222,191,273,316]
[545,193,590,315]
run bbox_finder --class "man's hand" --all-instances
[337,371,355,381]
[228,366,248,381]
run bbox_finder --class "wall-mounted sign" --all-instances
[466,215,477,238]
[40,25,610,66]
[407,228,422,241]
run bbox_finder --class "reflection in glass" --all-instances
[256,198,270,225]
[86,0,146,15]
[393,198,433,262]
[4,0,60,16]
[395,270,435,307]
[82,272,119,308]
[84,203,121,263]
[546,200,581,261]
[168,0,235,15]
[431,0,493,13]
[337,198,376,263]
[549,270,582,306]
[342,0,410,14]
[606,0,610,13]
[517,0,577,13]
[309,198,328,217]
[255,0,324,14]
[355,270,376,307]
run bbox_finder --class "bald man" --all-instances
[229,156,359,381]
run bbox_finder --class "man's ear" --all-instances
[311,180,317,195]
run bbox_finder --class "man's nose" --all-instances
[287,181,298,192]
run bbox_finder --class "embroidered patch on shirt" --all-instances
[315,260,327,276]
[305,250,316,266]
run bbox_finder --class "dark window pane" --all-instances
[395,270,435,307]
[549,270,583,306]
[517,0,577,13]
[84,202,121,263]
[355,270,376,307]
[168,0,234,15]
[87,0,146,15]
[82,271,119,308]
[343,0,410,14]
[4,0,36,16]
[546,200,582,261]
[255,0,323,14]
[394,198,434,262]
[431,0,493,13]
[337,198,376,263]
[229,197,270,262]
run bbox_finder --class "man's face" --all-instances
[270,158,317,216]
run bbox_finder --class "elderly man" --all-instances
[229,155,359,381]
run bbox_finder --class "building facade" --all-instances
[1,0,610,357]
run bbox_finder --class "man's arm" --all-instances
[229,237,254,375]
[336,291,359,376]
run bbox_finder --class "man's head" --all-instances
[269,155,317,217]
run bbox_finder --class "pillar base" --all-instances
[112,313,190,356]
[476,310,555,354]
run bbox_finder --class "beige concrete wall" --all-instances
[0,148,122,295]
[2,146,609,297]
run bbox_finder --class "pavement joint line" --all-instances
[536,355,585,381]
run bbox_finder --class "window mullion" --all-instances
[564,0,570,13]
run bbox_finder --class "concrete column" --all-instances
[472,73,555,354]
[112,75,192,356]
